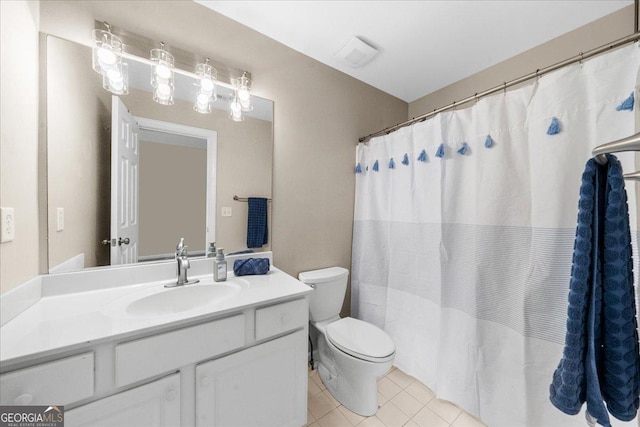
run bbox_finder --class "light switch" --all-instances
[56,207,64,231]
[222,207,232,217]
[0,207,15,243]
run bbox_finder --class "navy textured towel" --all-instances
[233,258,270,276]
[550,154,640,427]
[247,197,268,248]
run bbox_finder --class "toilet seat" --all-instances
[326,317,395,363]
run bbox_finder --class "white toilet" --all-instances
[299,267,395,416]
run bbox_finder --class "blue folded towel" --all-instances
[550,154,640,427]
[233,258,270,276]
[247,197,268,248]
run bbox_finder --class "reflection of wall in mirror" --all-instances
[124,88,273,255]
[139,139,206,256]
[47,36,111,271]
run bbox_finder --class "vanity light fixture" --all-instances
[194,60,217,114]
[150,44,175,106]
[92,24,128,95]
[92,22,254,121]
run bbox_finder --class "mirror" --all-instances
[45,35,273,273]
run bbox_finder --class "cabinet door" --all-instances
[196,329,307,427]
[65,374,180,427]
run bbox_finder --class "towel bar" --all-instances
[233,195,272,202]
[592,132,640,180]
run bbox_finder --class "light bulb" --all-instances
[107,68,122,82]
[231,109,243,122]
[197,93,209,107]
[201,77,214,93]
[240,96,252,110]
[97,46,117,65]
[155,63,171,80]
[109,78,124,91]
[230,97,242,113]
[238,87,250,101]
[156,83,172,100]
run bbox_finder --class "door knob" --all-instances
[118,237,130,246]
[101,239,115,246]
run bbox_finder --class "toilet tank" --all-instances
[298,267,349,322]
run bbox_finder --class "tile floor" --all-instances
[307,366,487,427]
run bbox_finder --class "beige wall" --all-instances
[124,90,274,255]
[139,140,207,256]
[37,0,408,314]
[408,6,635,118]
[47,36,111,270]
[0,1,40,293]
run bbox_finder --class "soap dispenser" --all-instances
[213,248,227,282]
[206,242,217,258]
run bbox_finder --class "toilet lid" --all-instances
[326,317,395,361]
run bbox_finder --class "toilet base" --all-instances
[314,327,394,416]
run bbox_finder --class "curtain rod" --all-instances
[359,31,640,143]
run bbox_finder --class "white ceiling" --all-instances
[196,1,632,102]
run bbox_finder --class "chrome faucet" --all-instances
[165,238,199,288]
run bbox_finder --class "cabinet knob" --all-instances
[201,376,210,387]
[165,389,177,401]
[14,393,33,405]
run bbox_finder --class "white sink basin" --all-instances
[125,283,242,316]
[104,277,250,318]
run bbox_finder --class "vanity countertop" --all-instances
[0,267,312,368]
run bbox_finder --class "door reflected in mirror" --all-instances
[46,35,273,273]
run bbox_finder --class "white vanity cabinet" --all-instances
[65,374,181,427]
[1,294,310,427]
[196,329,307,427]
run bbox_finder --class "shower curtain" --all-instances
[351,44,640,427]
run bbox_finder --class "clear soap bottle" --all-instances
[213,248,227,282]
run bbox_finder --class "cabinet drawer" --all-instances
[0,352,94,406]
[115,314,245,387]
[255,298,308,341]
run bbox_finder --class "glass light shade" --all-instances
[92,29,123,75]
[235,74,252,111]
[102,63,128,95]
[150,48,175,88]
[150,48,174,105]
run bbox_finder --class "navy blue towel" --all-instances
[247,197,268,248]
[550,154,640,426]
[233,258,270,276]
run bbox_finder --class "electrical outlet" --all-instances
[57,207,64,231]
[0,207,15,243]
[222,207,232,217]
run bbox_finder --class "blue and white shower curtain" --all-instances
[352,44,640,427]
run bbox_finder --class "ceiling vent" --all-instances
[334,36,378,68]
